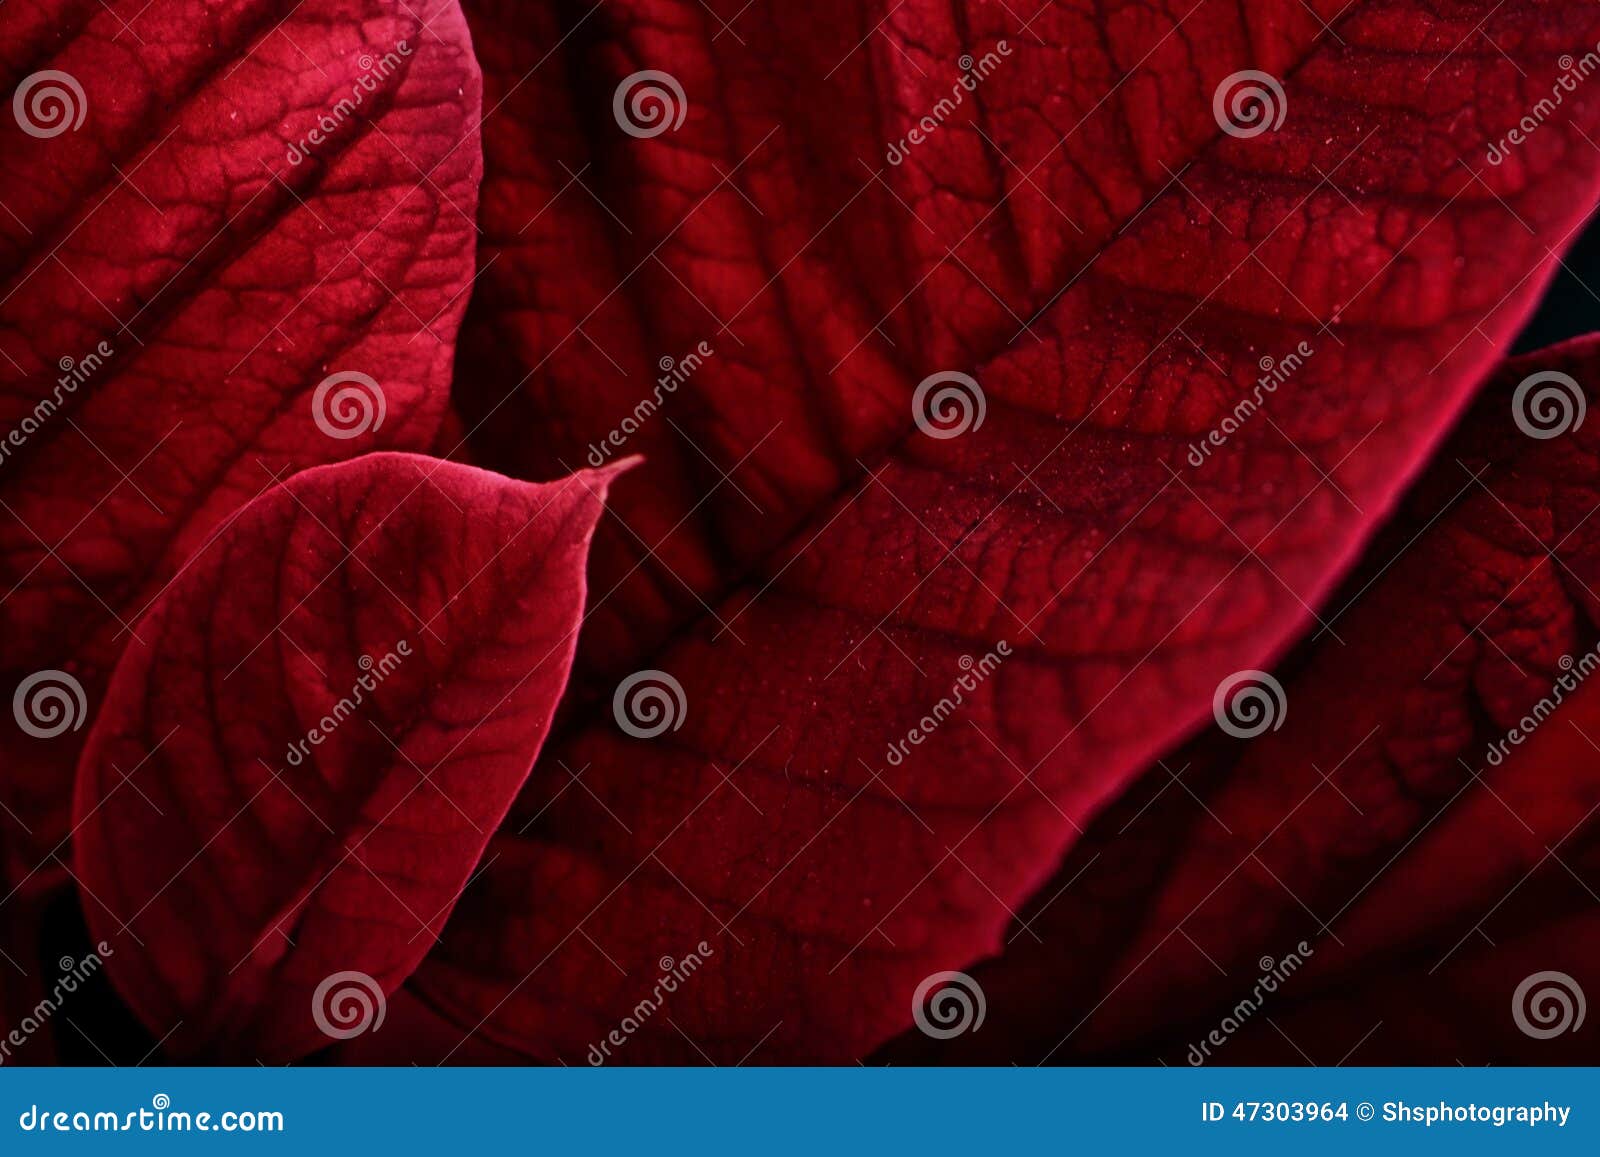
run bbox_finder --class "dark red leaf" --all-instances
[881,336,1600,1064]
[0,0,483,880]
[72,453,620,1062]
[1110,338,1600,1065]
[415,0,1600,1061]
[1226,685,1600,1065]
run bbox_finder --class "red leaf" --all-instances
[1226,689,1600,1064]
[881,337,1600,1064]
[0,0,483,878]
[72,453,620,1062]
[415,1,1600,1061]
[1103,337,1600,1065]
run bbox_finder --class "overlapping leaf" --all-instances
[0,0,482,877]
[74,454,618,1061]
[882,339,1600,1064]
[415,0,1600,1061]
